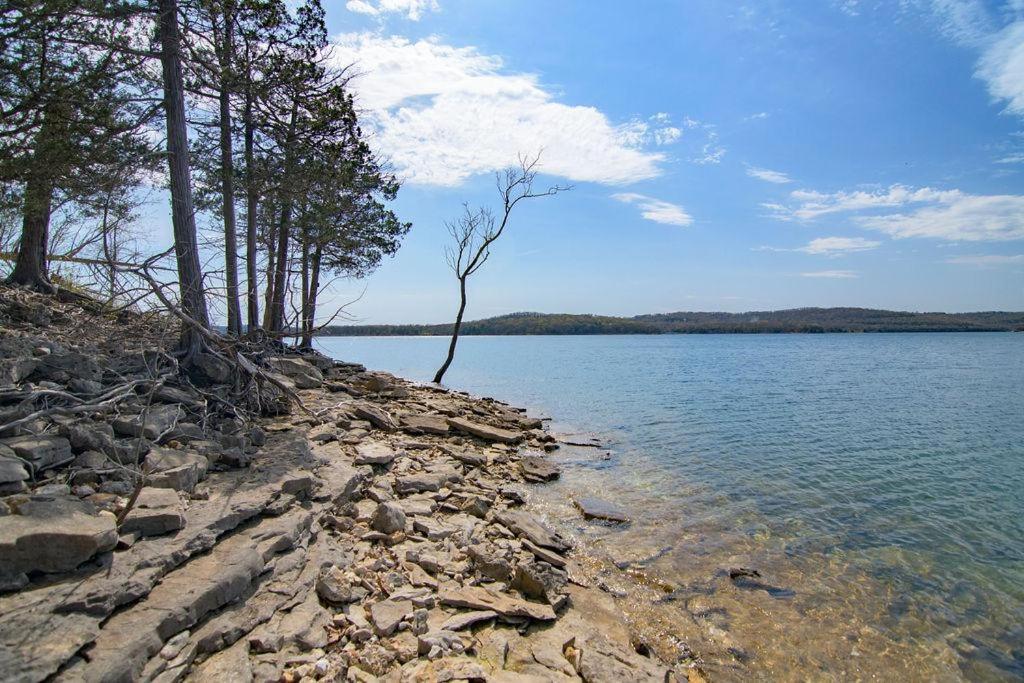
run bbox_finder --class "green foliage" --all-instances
[322,308,1024,336]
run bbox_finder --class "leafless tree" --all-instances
[433,154,569,384]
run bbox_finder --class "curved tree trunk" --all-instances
[8,173,54,292]
[433,277,467,384]
[158,0,210,354]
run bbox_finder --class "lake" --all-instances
[317,333,1024,681]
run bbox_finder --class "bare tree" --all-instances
[433,155,568,384]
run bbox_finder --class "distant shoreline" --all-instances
[318,307,1024,336]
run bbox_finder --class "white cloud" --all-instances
[800,236,881,255]
[800,270,859,278]
[346,0,439,21]
[945,253,1024,265]
[746,165,792,184]
[694,130,725,164]
[331,34,667,186]
[976,21,1024,116]
[612,193,693,226]
[756,236,881,256]
[768,183,1024,242]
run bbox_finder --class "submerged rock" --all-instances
[520,454,561,482]
[573,496,630,523]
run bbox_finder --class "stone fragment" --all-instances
[0,435,73,472]
[369,598,413,636]
[494,509,572,553]
[573,496,630,523]
[416,631,467,659]
[119,487,186,537]
[438,586,556,621]
[264,356,324,389]
[354,441,400,466]
[513,560,568,604]
[0,456,29,494]
[565,633,671,682]
[307,424,336,443]
[412,517,456,541]
[351,403,398,431]
[316,566,358,604]
[400,414,450,436]
[519,454,560,482]
[405,656,486,681]
[521,538,567,568]
[467,544,512,582]
[112,404,182,440]
[447,417,523,444]
[398,496,435,516]
[395,472,446,495]
[439,610,498,632]
[0,496,117,575]
[370,501,406,535]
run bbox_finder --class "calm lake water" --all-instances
[317,333,1024,681]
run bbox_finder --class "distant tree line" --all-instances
[322,308,1024,336]
[1,0,410,354]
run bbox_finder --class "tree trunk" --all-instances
[268,104,297,334]
[218,1,242,335]
[300,244,321,349]
[243,53,259,331]
[8,110,56,292]
[433,276,468,384]
[158,0,210,352]
[299,220,310,346]
[9,171,54,291]
[262,228,275,330]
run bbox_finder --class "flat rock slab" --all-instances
[395,472,446,495]
[120,488,186,537]
[520,455,561,482]
[350,403,398,431]
[573,496,630,523]
[112,404,182,441]
[0,435,72,472]
[439,586,555,622]
[447,417,522,444]
[369,598,413,636]
[400,414,449,436]
[495,509,572,553]
[264,357,324,389]
[354,442,401,466]
[0,497,117,576]
[439,610,498,632]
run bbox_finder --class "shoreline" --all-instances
[0,285,696,682]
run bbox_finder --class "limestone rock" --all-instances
[355,441,401,466]
[494,509,572,553]
[351,403,398,431]
[513,560,568,604]
[0,435,73,472]
[395,472,446,495]
[0,456,29,494]
[112,404,182,441]
[519,455,560,482]
[439,586,556,621]
[264,356,324,389]
[439,610,498,632]
[573,496,630,523]
[370,501,407,535]
[120,487,186,537]
[447,417,523,444]
[370,598,413,636]
[0,496,117,575]
[400,414,450,436]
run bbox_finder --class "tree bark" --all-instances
[268,103,297,334]
[158,0,210,352]
[9,169,54,291]
[8,110,56,292]
[433,276,467,384]
[218,1,242,335]
[243,48,259,331]
[300,243,321,349]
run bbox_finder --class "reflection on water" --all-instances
[317,333,1024,681]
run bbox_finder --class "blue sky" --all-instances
[167,1,1024,323]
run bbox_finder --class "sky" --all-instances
[161,0,1024,323]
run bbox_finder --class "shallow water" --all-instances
[317,333,1024,681]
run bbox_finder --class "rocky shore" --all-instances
[0,288,697,683]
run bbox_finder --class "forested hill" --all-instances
[320,308,1024,336]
